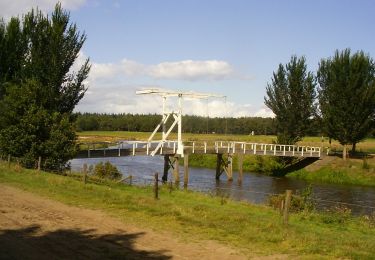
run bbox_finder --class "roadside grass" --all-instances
[1,161,375,259]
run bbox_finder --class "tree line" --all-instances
[265,50,375,158]
[75,113,279,135]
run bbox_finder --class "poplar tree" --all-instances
[317,49,375,158]
[265,56,316,144]
[0,4,90,170]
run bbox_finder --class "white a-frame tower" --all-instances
[136,88,225,157]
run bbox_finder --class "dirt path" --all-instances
[0,184,250,260]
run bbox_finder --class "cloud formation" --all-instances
[149,60,233,80]
[0,0,86,20]
[72,52,272,117]
[89,58,235,81]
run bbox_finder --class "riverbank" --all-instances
[186,154,375,187]
[288,156,375,186]
[1,161,375,258]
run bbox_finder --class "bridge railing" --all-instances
[184,141,321,157]
[78,140,321,158]
[117,140,179,156]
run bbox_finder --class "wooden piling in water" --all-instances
[162,155,169,182]
[237,153,243,184]
[184,154,189,189]
[227,154,233,181]
[216,153,223,180]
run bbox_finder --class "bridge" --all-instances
[76,140,321,184]
[75,89,321,184]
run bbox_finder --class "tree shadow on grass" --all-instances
[0,225,171,259]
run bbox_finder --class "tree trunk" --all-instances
[343,145,347,160]
[351,143,356,154]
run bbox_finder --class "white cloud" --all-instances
[86,58,236,81]
[0,0,86,20]
[73,55,270,118]
[149,60,234,80]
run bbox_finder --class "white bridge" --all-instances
[76,89,321,183]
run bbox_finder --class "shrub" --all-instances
[268,185,315,212]
[93,161,121,180]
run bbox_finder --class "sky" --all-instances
[1,0,375,117]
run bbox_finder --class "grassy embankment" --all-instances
[77,131,375,186]
[1,161,375,259]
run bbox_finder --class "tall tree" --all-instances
[265,56,316,144]
[317,49,375,157]
[0,4,90,170]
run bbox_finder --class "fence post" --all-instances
[37,156,42,171]
[83,163,87,184]
[283,190,292,225]
[8,154,11,168]
[280,199,284,215]
[154,172,159,199]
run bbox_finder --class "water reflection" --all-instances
[70,156,375,215]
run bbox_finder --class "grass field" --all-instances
[1,162,375,259]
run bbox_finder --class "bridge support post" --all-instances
[162,155,170,182]
[216,154,223,180]
[184,154,189,189]
[237,153,243,184]
[173,156,180,183]
[227,154,233,181]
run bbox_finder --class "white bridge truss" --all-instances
[136,88,226,156]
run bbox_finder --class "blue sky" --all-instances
[1,0,374,117]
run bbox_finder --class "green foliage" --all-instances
[319,206,352,224]
[0,4,90,170]
[93,161,121,180]
[317,49,375,152]
[288,165,375,187]
[268,185,315,212]
[265,55,316,145]
[252,156,284,175]
[362,157,370,170]
[187,154,284,175]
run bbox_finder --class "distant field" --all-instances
[77,131,375,153]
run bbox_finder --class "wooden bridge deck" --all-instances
[75,141,321,159]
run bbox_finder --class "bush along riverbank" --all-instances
[187,153,284,174]
[0,160,375,258]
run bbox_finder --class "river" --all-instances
[70,156,375,215]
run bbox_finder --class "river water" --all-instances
[70,156,375,215]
